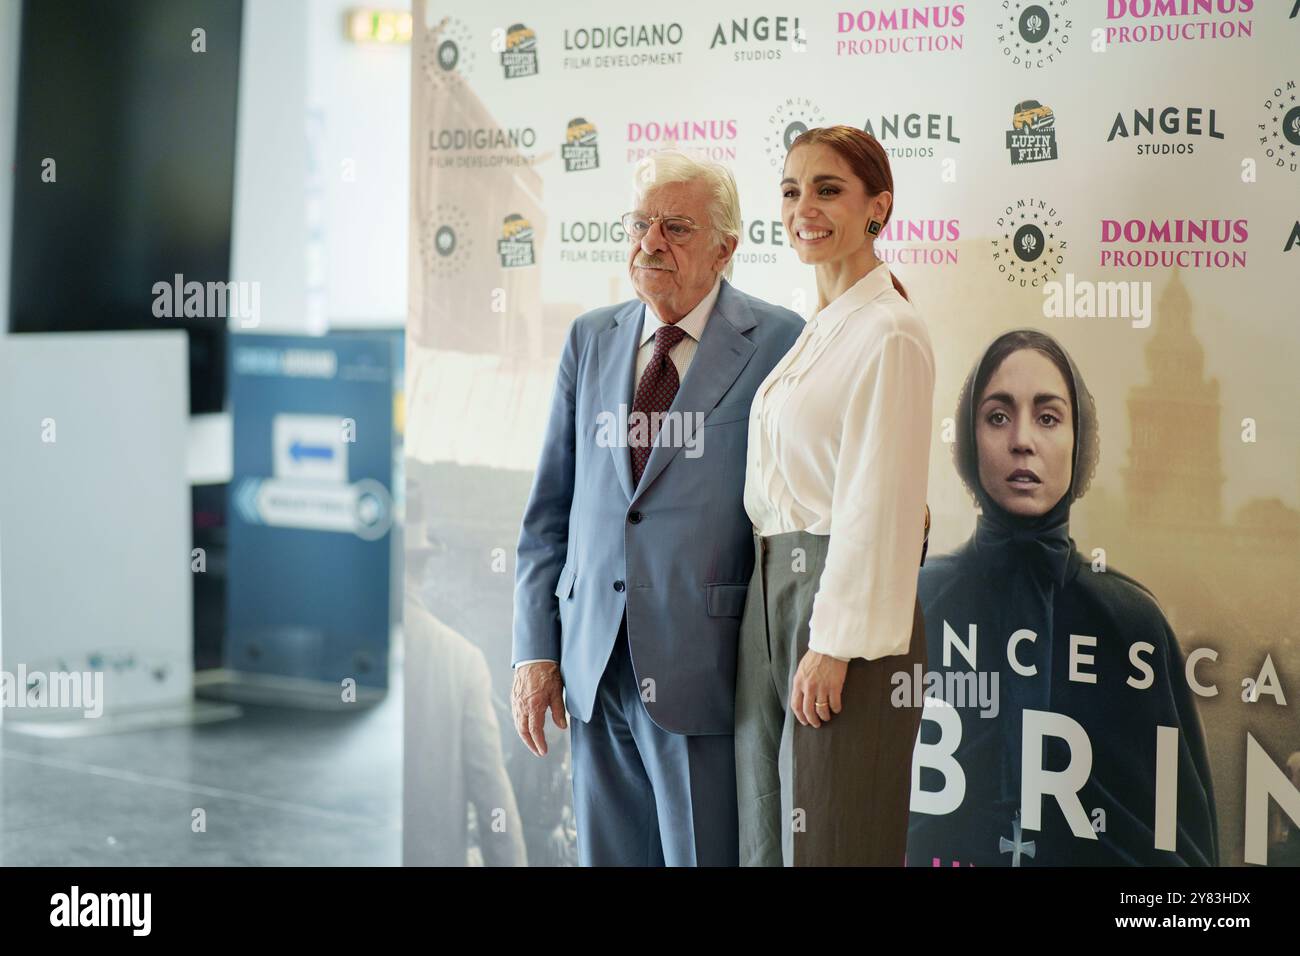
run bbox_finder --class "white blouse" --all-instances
[744,262,935,661]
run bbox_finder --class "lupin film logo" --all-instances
[421,16,475,89]
[992,198,1067,287]
[502,22,540,78]
[1005,99,1059,164]
[1258,79,1299,176]
[419,203,472,278]
[765,97,827,168]
[996,0,1071,68]
[498,214,536,268]
[562,118,600,171]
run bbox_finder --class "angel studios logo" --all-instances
[501,22,540,78]
[991,198,1067,287]
[420,16,476,89]
[498,213,536,268]
[861,111,961,160]
[996,0,1072,69]
[765,97,827,168]
[562,117,600,171]
[1258,79,1299,176]
[419,203,472,278]
[1005,98,1059,164]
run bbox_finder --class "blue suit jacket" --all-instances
[512,279,804,735]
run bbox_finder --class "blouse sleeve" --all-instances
[807,327,934,660]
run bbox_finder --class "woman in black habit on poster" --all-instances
[906,329,1219,866]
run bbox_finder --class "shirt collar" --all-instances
[640,277,722,347]
[810,261,895,331]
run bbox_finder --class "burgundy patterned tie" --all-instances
[629,324,687,487]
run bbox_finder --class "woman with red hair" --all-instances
[737,125,935,866]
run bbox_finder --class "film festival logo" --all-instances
[498,213,536,268]
[1257,79,1299,176]
[1108,106,1224,158]
[420,16,476,89]
[765,97,826,168]
[501,22,539,78]
[419,203,472,278]
[562,118,600,171]
[1005,99,1059,164]
[991,197,1067,288]
[996,0,1071,68]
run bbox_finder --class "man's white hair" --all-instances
[631,151,741,281]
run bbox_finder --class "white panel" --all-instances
[0,332,193,721]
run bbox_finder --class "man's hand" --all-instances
[511,661,568,757]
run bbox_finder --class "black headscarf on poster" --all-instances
[905,328,1219,867]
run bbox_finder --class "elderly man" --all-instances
[510,152,803,866]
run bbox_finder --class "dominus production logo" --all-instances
[1258,79,1299,176]
[996,0,1071,68]
[562,117,600,171]
[498,213,536,267]
[419,203,472,278]
[991,197,1067,287]
[1005,99,1059,164]
[420,16,475,89]
[502,22,539,78]
[765,97,826,168]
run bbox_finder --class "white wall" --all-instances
[232,0,410,335]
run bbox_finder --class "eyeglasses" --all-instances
[620,212,706,244]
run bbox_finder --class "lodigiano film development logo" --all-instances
[765,97,827,168]
[1006,98,1059,163]
[996,0,1072,69]
[420,16,476,89]
[1258,79,1299,176]
[562,118,600,171]
[498,214,536,267]
[991,197,1067,287]
[419,203,472,278]
[502,22,540,78]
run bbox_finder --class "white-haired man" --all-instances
[510,152,804,865]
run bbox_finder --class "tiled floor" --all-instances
[0,671,401,866]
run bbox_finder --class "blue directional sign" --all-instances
[226,331,398,690]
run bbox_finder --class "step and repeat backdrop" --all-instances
[404,0,1299,866]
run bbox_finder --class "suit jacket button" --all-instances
[628,511,642,524]
[613,580,625,592]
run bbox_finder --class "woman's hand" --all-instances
[790,650,849,728]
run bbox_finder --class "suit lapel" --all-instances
[597,299,643,502]
[632,280,757,505]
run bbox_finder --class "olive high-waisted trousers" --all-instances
[735,528,926,866]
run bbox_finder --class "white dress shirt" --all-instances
[515,277,722,668]
[744,262,934,661]
[634,275,720,385]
